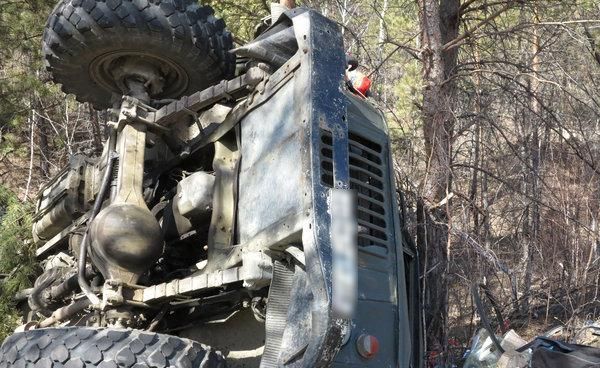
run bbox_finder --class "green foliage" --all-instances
[0,0,55,126]
[0,300,21,342]
[203,0,270,41]
[0,186,37,341]
[394,60,422,127]
[0,132,27,159]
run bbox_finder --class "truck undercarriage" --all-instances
[1,3,422,367]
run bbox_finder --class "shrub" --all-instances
[0,186,37,341]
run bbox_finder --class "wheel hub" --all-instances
[90,51,190,103]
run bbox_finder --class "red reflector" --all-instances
[356,334,380,359]
[348,70,372,98]
[353,75,372,96]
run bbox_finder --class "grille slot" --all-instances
[320,130,390,252]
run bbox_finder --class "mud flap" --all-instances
[261,262,313,368]
[261,261,295,367]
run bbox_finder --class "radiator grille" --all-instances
[320,130,389,251]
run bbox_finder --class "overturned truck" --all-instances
[0,1,422,367]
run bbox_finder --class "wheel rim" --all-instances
[89,50,190,101]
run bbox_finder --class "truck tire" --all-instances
[42,0,236,109]
[0,327,226,367]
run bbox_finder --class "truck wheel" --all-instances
[42,0,236,109]
[0,327,225,367]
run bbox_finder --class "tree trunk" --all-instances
[377,0,389,103]
[24,107,36,200]
[470,51,482,235]
[521,13,541,316]
[36,101,50,177]
[417,0,460,356]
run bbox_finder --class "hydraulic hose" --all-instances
[78,127,117,306]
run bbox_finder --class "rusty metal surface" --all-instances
[153,68,267,127]
[171,172,215,234]
[236,10,356,367]
[287,11,351,367]
[32,155,94,243]
[237,78,304,245]
[148,58,300,181]
[129,255,271,304]
[134,267,244,304]
[205,133,240,272]
[90,100,163,285]
[35,213,90,258]
[26,5,422,366]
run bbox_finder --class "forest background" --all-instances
[1,0,600,364]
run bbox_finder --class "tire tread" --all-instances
[0,327,225,368]
[42,0,236,109]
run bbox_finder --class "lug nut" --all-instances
[356,334,379,359]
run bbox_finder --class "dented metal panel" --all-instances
[238,9,357,367]
[287,10,352,367]
[238,78,305,245]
